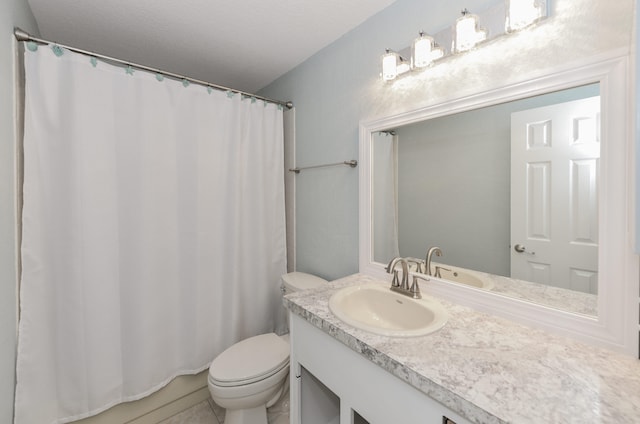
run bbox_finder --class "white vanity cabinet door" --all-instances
[289,314,472,424]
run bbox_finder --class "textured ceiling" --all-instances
[27,0,398,93]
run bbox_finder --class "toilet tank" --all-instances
[281,272,327,295]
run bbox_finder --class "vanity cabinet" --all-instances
[289,313,472,424]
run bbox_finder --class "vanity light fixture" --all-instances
[505,0,546,32]
[379,1,549,82]
[453,9,488,53]
[381,49,411,81]
[412,31,445,68]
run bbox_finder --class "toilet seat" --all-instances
[209,333,289,387]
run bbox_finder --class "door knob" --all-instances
[514,244,526,253]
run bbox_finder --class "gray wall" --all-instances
[0,0,38,421]
[397,104,511,274]
[260,0,633,281]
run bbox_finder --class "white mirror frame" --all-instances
[359,52,638,355]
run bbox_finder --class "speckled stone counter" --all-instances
[283,273,640,424]
[478,270,598,316]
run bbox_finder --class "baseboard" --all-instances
[73,371,209,424]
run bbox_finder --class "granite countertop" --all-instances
[480,271,598,316]
[283,273,640,424]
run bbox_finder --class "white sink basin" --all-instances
[328,283,448,337]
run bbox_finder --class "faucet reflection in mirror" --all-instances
[380,0,549,81]
[425,247,443,277]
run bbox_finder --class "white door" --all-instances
[510,96,599,294]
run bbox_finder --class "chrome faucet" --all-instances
[425,247,442,276]
[385,257,424,299]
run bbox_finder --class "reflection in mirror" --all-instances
[372,84,600,316]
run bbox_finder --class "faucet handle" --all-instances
[386,257,405,288]
[434,265,452,278]
[391,269,400,287]
[405,257,424,274]
[409,275,429,299]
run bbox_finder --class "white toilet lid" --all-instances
[209,333,289,386]
[282,272,327,292]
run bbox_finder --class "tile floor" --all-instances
[158,388,290,424]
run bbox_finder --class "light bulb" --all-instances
[382,49,398,81]
[414,32,445,68]
[453,9,487,53]
[506,0,544,32]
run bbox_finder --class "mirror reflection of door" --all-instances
[510,97,600,294]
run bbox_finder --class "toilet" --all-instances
[208,272,327,424]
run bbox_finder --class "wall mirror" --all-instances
[373,83,600,316]
[359,54,637,354]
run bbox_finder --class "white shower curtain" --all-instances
[372,132,400,264]
[15,44,287,424]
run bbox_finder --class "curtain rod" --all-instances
[289,160,358,174]
[13,27,293,110]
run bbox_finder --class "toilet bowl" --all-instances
[208,272,327,424]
